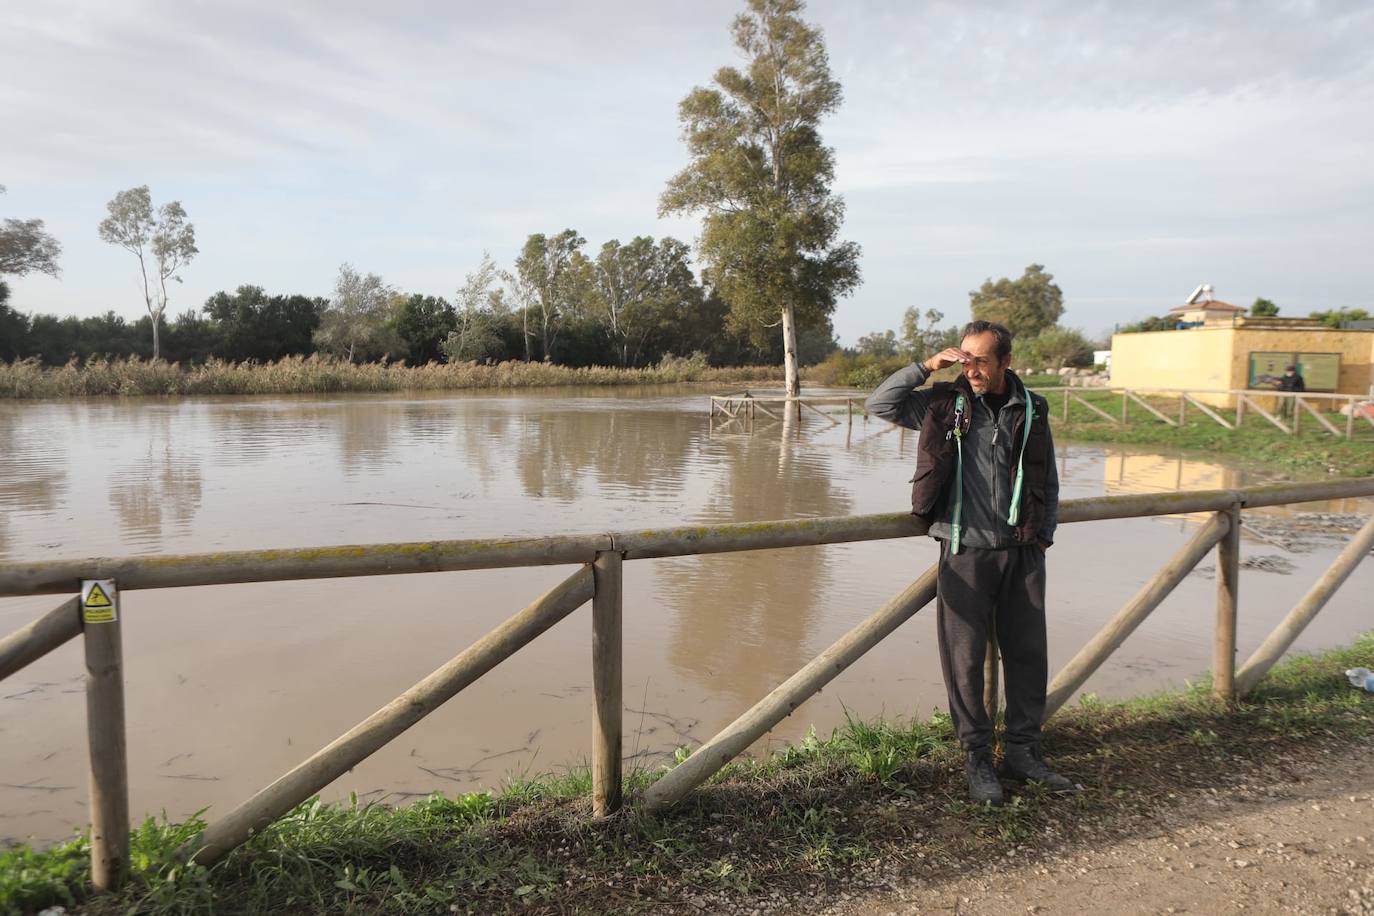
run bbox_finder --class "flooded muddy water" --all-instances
[1,388,1370,845]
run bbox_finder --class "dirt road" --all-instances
[836,750,1374,916]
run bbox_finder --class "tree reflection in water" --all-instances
[0,407,69,559]
[658,414,852,708]
[107,409,203,550]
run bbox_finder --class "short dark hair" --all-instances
[961,320,1014,359]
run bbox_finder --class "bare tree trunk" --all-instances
[137,252,157,361]
[781,303,800,398]
[150,313,160,360]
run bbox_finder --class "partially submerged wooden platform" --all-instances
[709,392,864,426]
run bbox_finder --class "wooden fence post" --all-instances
[1121,390,1128,423]
[592,550,623,817]
[1044,512,1230,719]
[82,579,129,892]
[1178,394,1186,425]
[1062,389,1069,422]
[1214,504,1241,703]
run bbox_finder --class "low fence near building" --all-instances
[711,386,1374,440]
[1038,385,1374,439]
[2,479,1373,891]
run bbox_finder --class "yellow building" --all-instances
[1110,288,1374,409]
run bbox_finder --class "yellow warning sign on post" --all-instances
[82,579,117,624]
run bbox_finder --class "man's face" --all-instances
[960,331,1011,395]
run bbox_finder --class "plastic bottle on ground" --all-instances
[1345,667,1374,692]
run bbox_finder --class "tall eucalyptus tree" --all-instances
[660,0,859,396]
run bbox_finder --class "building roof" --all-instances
[1168,299,1245,314]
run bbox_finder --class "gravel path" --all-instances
[835,749,1374,916]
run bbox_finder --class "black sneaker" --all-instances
[965,749,1004,806]
[1003,743,1078,793]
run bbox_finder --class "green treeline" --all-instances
[0,238,839,370]
[819,264,1104,388]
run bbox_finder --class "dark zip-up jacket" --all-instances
[865,363,1060,549]
[1277,373,1305,392]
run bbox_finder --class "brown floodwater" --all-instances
[1,387,1370,845]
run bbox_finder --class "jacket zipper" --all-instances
[988,401,1001,533]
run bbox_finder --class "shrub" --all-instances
[810,350,856,386]
[1014,327,1094,370]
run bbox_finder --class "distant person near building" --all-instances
[865,320,1076,807]
[1277,364,1305,419]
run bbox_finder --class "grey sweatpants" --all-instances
[935,541,1048,752]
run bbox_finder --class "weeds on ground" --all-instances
[3,632,1371,915]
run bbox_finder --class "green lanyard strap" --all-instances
[950,394,966,554]
[1007,384,1034,526]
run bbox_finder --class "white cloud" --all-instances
[2,0,1371,343]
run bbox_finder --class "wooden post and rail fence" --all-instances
[2,478,1374,890]
[710,385,1374,440]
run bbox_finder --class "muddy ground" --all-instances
[836,746,1374,916]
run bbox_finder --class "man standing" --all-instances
[866,320,1074,805]
[1277,364,1305,420]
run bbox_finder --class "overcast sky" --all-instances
[3,0,1371,344]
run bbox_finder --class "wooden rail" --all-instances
[1042,512,1231,718]
[1037,386,1374,439]
[191,567,594,864]
[711,385,1374,440]
[0,595,81,680]
[2,477,1373,881]
[1234,511,1374,695]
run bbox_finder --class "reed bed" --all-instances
[0,354,785,399]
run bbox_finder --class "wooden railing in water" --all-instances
[2,478,1374,888]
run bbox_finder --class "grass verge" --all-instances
[0,354,786,399]
[1018,378,1374,479]
[4,633,1372,916]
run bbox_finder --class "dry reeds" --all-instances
[0,354,785,399]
